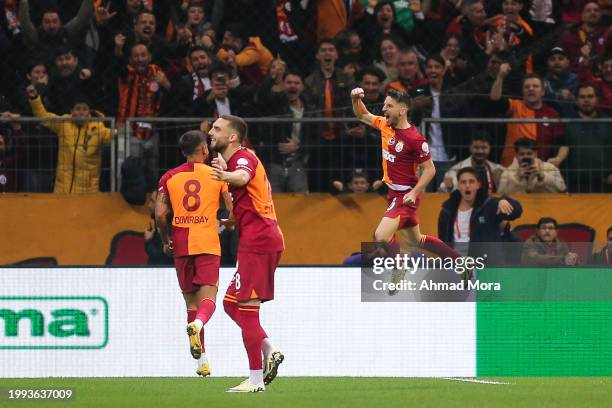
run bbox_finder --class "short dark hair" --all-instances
[457,166,481,182]
[386,89,412,107]
[537,217,558,229]
[575,84,599,97]
[471,130,491,144]
[355,66,386,83]
[426,54,446,67]
[71,95,90,108]
[221,115,248,143]
[136,10,155,24]
[514,137,536,151]
[282,69,304,81]
[316,37,337,52]
[55,46,76,59]
[188,45,211,59]
[607,226,612,236]
[208,62,232,79]
[179,130,206,157]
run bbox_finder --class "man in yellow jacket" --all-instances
[217,24,273,85]
[26,85,112,193]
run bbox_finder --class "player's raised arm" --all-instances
[154,191,173,255]
[351,87,374,126]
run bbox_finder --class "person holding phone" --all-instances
[498,137,566,193]
[193,64,251,118]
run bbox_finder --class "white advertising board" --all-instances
[0,267,475,377]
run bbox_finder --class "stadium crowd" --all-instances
[0,0,610,196]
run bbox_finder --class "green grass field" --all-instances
[1,377,611,408]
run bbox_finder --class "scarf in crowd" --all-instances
[118,64,163,140]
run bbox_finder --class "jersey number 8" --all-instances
[182,179,201,212]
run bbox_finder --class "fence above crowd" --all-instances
[1,116,610,194]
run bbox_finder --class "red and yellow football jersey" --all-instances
[371,116,431,191]
[158,162,228,257]
[226,147,284,253]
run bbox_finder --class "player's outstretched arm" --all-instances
[351,87,374,126]
[212,166,251,187]
[154,191,173,255]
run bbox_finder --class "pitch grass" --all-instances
[1,377,611,408]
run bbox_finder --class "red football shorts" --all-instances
[174,254,221,293]
[384,189,420,229]
[225,250,283,303]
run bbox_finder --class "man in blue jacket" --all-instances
[438,167,522,266]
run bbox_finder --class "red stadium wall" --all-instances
[0,193,610,266]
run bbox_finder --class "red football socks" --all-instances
[223,297,240,324]
[196,298,216,326]
[420,235,461,259]
[238,304,267,370]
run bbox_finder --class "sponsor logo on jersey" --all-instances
[421,142,429,153]
[382,150,396,162]
[237,158,249,165]
[395,141,404,153]
[388,137,396,146]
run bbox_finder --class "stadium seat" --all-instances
[105,231,148,266]
[512,223,596,265]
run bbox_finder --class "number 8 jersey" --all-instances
[158,162,228,257]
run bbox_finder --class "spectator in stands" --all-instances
[99,0,144,34]
[14,62,50,115]
[18,0,94,65]
[543,47,579,105]
[193,64,252,119]
[438,167,522,262]
[439,34,472,86]
[577,43,612,113]
[26,85,112,193]
[256,70,314,193]
[374,35,401,87]
[440,132,505,193]
[345,66,386,178]
[498,137,567,193]
[559,2,609,70]
[446,0,489,70]
[217,23,274,85]
[46,47,93,115]
[489,0,534,55]
[490,64,568,167]
[119,10,191,69]
[522,217,579,266]
[336,30,368,81]
[332,169,383,194]
[0,110,23,192]
[305,38,355,191]
[359,1,409,61]
[166,46,240,116]
[117,43,170,190]
[385,49,427,93]
[144,190,173,265]
[592,226,612,265]
[564,85,612,193]
[183,1,212,43]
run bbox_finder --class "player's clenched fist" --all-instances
[351,87,365,100]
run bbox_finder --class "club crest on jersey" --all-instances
[395,141,404,152]
[388,137,396,146]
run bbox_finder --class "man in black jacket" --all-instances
[438,167,522,265]
[256,70,315,192]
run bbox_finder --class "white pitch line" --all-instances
[440,377,512,385]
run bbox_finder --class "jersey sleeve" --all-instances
[411,132,432,163]
[157,171,171,195]
[230,150,258,181]
[371,115,386,130]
